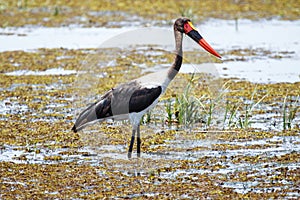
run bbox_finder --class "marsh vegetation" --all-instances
[1,0,300,199]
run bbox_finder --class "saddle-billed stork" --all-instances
[72,17,221,158]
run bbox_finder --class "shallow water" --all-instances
[1,133,299,197]
[1,19,299,83]
[5,68,77,76]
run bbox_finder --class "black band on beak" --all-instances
[187,30,203,44]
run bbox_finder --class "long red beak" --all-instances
[184,21,221,59]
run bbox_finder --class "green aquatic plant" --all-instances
[167,78,230,129]
[223,101,240,129]
[165,98,173,124]
[17,0,28,9]
[205,92,224,127]
[54,6,60,16]
[223,85,268,129]
[283,95,299,130]
[142,110,152,124]
[201,80,229,128]
[175,94,202,126]
[237,86,267,129]
[174,74,203,126]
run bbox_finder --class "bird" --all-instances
[72,17,221,159]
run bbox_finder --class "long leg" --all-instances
[128,129,136,159]
[137,125,141,158]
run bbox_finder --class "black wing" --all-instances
[72,81,162,132]
[129,86,162,113]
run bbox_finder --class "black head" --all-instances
[174,17,191,33]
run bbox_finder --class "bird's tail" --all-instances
[72,97,111,133]
[72,103,98,133]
